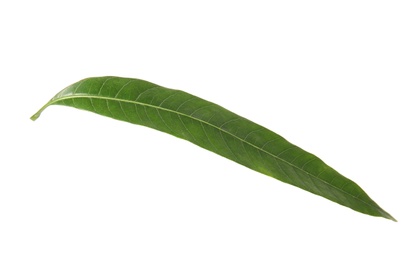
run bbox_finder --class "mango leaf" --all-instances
[31,76,395,221]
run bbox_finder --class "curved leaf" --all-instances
[31,76,395,221]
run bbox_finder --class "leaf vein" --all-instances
[115,80,133,98]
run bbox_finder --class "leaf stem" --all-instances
[30,101,52,121]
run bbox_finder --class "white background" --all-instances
[1,1,415,259]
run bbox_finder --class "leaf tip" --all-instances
[385,213,397,222]
[379,208,397,222]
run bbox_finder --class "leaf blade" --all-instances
[31,76,395,221]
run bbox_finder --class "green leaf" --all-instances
[31,76,395,221]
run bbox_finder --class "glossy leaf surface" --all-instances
[31,76,395,220]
